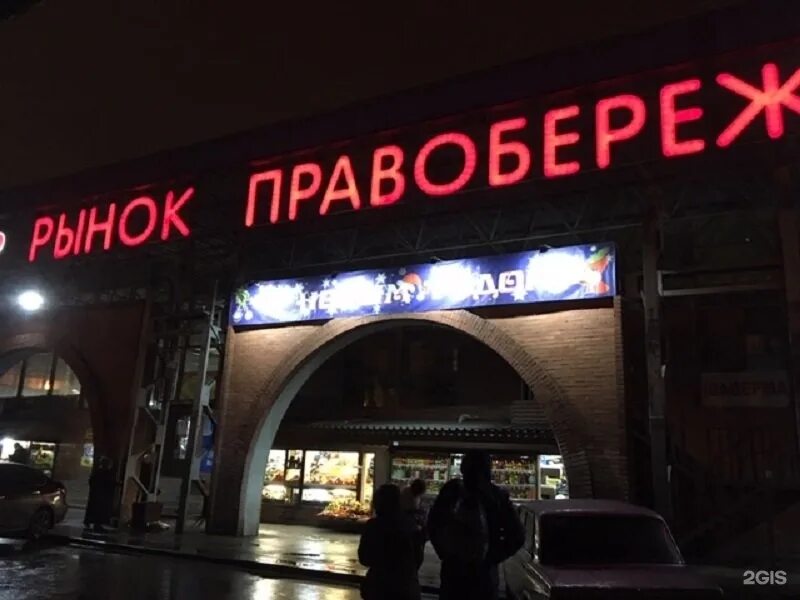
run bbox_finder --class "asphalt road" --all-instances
[0,540,412,600]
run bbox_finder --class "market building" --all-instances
[0,0,798,563]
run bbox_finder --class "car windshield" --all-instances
[539,514,682,566]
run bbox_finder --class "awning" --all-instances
[276,419,555,445]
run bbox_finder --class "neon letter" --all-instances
[595,94,646,168]
[717,63,800,147]
[370,145,406,206]
[119,196,158,247]
[289,163,322,221]
[161,187,194,240]
[320,155,362,215]
[28,216,55,262]
[84,204,117,253]
[53,213,76,259]
[246,169,282,225]
[488,117,532,186]
[414,132,477,196]
[543,105,581,177]
[660,79,705,157]
[72,209,87,256]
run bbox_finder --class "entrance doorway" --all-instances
[258,325,567,528]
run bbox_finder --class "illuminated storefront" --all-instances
[0,351,92,503]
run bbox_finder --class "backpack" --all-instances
[441,483,489,564]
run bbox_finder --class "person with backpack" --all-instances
[427,450,525,600]
[358,483,425,600]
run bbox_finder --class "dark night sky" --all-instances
[0,0,747,190]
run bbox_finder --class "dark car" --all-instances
[0,461,68,539]
[504,499,723,599]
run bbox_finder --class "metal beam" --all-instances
[642,195,672,521]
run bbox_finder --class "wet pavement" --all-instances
[54,513,443,588]
[0,541,437,599]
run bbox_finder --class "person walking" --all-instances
[400,478,427,529]
[427,450,524,600]
[358,483,424,600]
[84,456,116,533]
[401,478,429,559]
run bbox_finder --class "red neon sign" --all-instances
[28,187,194,262]
[26,48,800,262]
[716,63,800,147]
[243,57,799,228]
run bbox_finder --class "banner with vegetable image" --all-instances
[232,243,615,326]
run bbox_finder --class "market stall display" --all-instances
[538,454,569,499]
[319,498,371,521]
[262,449,306,503]
[301,450,360,504]
[390,453,450,496]
[399,451,548,502]
[491,455,538,501]
[0,439,57,475]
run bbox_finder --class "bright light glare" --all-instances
[17,290,45,312]
[526,253,587,295]
[427,262,476,301]
[330,275,382,312]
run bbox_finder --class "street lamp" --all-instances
[17,289,45,312]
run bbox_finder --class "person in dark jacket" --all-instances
[84,456,116,533]
[427,450,525,600]
[358,483,424,600]
[9,443,30,465]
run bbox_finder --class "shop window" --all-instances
[360,453,375,509]
[393,452,544,500]
[0,352,83,399]
[51,357,81,396]
[0,438,56,476]
[21,352,55,397]
[262,449,305,504]
[0,362,21,398]
[538,455,569,500]
[263,449,288,502]
[301,451,359,504]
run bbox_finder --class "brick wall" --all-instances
[0,303,145,469]
[209,303,627,535]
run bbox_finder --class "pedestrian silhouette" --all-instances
[9,443,30,465]
[84,456,116,533]
[358,483,424,600]
[428,450,525,600]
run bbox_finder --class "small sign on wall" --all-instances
[701,371,791,408]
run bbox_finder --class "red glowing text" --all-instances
[244,57,799,227]
[29,187,194,262]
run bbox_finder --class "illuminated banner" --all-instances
[231,243,615,326]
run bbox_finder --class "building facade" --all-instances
[0,0,798,560]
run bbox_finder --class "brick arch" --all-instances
[221,310,596,535]
[0,332,108,456]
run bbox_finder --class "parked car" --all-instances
[0,461,67,539]
[504,499,722,599]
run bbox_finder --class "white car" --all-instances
[504,499,722,599]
